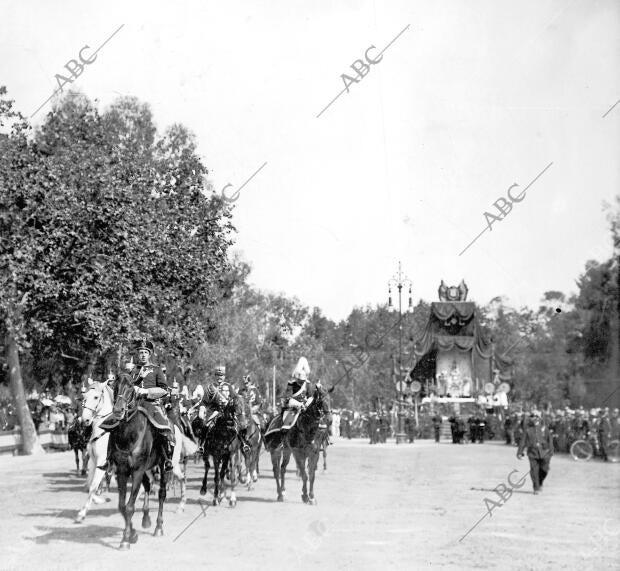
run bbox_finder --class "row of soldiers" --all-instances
[503,406,619,460]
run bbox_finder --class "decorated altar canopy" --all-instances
[413,302,493,360]
[409,297,512,395]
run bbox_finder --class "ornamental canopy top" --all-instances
[438,279,468,302]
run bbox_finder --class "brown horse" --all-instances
[264,385,330,504]
[108,376,168,549]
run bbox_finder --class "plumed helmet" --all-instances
[192,385,205,400]
[292,357,310,381]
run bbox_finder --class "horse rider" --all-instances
[238,374,265,432]
[168,378,196,441]
[265,357,314,437]
[110,339,176,471]
[201,366,250,450]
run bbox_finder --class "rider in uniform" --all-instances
[265,357,314,436]
[118,339,175,471]
[238,374,265,432]
[201,366,250,450]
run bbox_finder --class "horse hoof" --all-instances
[308,498,317,505]
[229,499,237,508]
[153,527,163,537]
[302,495,309,504]
[200,488,207,496]
[142,515,152,529]
[119,542,130,551]
[74,514,84,524]
[277,495,284,502]
[81,470,86,476]
[175,505,185,514]
[129,530,139,544]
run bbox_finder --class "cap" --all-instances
[136,338,154,353]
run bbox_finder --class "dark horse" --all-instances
[108,375,168,549]
[239,399,263,488]
[264,385,330,504]
[68,414,91,475]
[194,401,242,507]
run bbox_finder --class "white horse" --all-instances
[75,381,113,523]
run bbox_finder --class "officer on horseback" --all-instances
[238,374,265,432]
[265,357,314,436]
[115,339,175,471]
[201,366,250,450]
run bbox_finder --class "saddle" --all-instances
[264,408,301,437]
[100,401,173,433]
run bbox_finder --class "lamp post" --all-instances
[388,261,413,444]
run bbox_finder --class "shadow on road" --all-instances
[24,524,120,550]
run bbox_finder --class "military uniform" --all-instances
[126,356,175,452]
[200,367,249,450]
[517,414,554,493]
[238,378,265,431]
[265,357,314,437]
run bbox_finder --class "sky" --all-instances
[2,0,619,321]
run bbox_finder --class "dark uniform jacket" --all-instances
[517,422,554,459]
[128,364,171,430]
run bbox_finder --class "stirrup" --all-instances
[164,460,174,472]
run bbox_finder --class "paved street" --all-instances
[1,439,618,571]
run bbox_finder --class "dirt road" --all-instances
[0,439,618,570]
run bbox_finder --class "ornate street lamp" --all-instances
[388,261,413,444]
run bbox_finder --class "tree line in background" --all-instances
[1,87,618,454]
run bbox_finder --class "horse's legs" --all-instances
[80,449,87,476]
[281,446,292,499]
[173,457,187,513]
[154,461,167,537]
[200,455,210,496]
[74,448,79,472]
[308,449,320,504]
[212,455,221,505]
[323,446,327,471]
[141,474,152,529]
[119,469,142,547]
[75,455,106,522]
[270,448,284,501]
[228,451,237,507]
[294,450,309,503]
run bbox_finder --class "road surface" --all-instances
[0,439,618,570]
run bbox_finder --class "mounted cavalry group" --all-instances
[72,339,332,550]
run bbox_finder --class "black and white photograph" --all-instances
[1,1,619,569]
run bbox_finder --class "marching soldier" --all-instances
[517,410,554,494]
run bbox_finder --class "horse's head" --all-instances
[112,375,137,422]
[81,382,113,426]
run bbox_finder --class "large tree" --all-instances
[1,88,233,453]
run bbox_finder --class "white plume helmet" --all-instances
[292,357,310,381]
[192,384,205,400]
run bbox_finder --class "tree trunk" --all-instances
[5,333,44,455]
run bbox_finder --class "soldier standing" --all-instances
[431,412,442,443]
[597,408,612,462]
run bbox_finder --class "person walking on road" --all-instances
[517,410,554,494]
